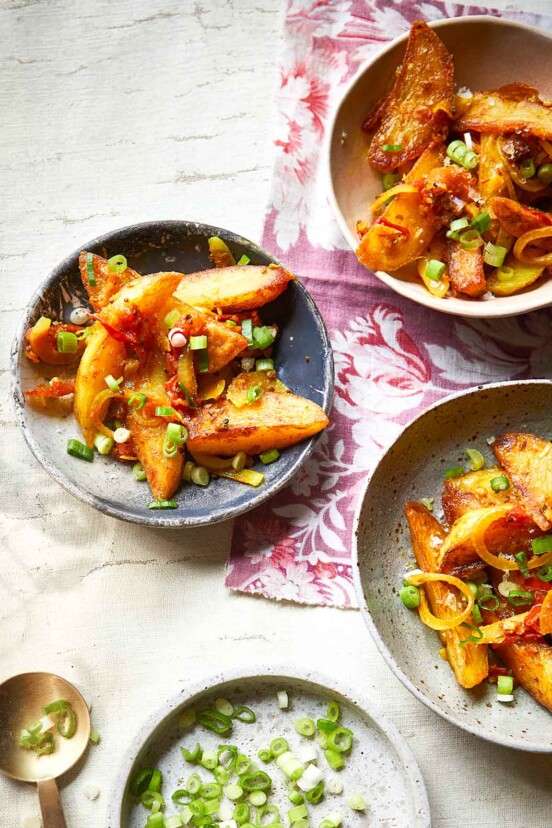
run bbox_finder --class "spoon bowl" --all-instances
[0,672,91,826]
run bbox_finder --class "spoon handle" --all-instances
[37,779,67,828]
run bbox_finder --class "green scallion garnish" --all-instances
[382,143,403,152]
[190,335,208,351]
[56,331,78,353]
[86,251,96,286]
[67,439,94,462]
[107,254,128,274]
[444,465,464,479]
[483,242,507,268]
[531,535,552,556]
[425,259,445,282]
[147,499,178,510]
[490,475,509,492]
[247,386,263,404]
[260,449,279,464]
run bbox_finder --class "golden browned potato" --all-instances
[103,272,183,322]
[455,84,552,141]
[446,240,486,298]
[491,197,552,237]
[486,255,545,297]
[366,21,454,171]
[478,134,513,201]
[174,264,294,312]
[186,391,328,456]
[25,318,87,366]
[405,501,489,688]
[74,323,126,446]
[492,432,552,530]
[79,252,141,312]
[127,349,183,500]
[437,506,541,577]
[442,468,518,525]
[357,144,445,272]
[495,640,552,713]
[226,371,288,408]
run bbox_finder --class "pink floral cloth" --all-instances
[226,0,552,608]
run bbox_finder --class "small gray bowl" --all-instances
[354,380,552,752]
[105,666,430,828]
[12,221,333,527]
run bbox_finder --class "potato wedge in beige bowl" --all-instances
[328,17,552,317]
[354,380,552,751]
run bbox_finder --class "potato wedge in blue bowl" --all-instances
[12,221,333,527]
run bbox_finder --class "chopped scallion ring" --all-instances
[107,254,127,273]
[537,163,552,185]
[399,584,420,609]
[191,466,210,487]
[133,462,146,481]
[382,143,403,152]
[483,242,507,268]
[252,326,276,350]
[444,465,464,479]
[466,448,485,470]
[164,309,180,328]
[128,392,147,410]
[327,701,340,723]
[531,535,552,556]
[270,737,289,757]
[519,158,536,179]
[490,475,509,492]
[237,254,251,266]
[256,358,275,371]
[497,266,515,282]
[86,251,96,286]
[247,386,263,403]
[507,589,534,607]
[478,592,499,612]
[470,212,491,234]
[67,439,94,462]
[425,259,445,282]
[382,172,400,190]
[190,335,208,350]
[276,690,289,709]
[536,565,552,582]
[197,709,233,735]
[458,229,483,250]
[113,427,131,444]
[446,217,470,239]
[56,331,78,353]
[94,433,113,455]
[497,675,514,696]
[260,449,280,464]
[295,717,316,737]
[104,374,124,391]
[147,499,178,510]
[241,319,253,345]
[347,794,366,811]
[514,551,530,578]
[155,406,175,417]
[232,705,257,723]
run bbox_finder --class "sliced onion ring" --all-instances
[513,227,552,267]
[370,183,419,214]
[405,572,474,631]
[470,505,552,571]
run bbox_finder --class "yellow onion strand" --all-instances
[405,572,475,631]
[371,183,419,214]
[470,505,552,571]
[90,388,123,438]
[513,227,552,267]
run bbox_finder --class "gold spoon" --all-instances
[0,672,91,827]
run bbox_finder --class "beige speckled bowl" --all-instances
[328,17,552,318]
[354,380,552,751]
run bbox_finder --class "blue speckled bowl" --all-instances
[12,221,334,527]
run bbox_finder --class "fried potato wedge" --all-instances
[455,84,552,141]
[405,502,489,688]
[25,318,86,366]
[163,298,248,374]
[487,254,544,296]
[104,272,183,322]
[438,505,541,577]
[174,264,294,312]
[478,134,513,201]
[74,323,126,446]
[446,239,486,298]
[127,349,183,500]
[495,640,552,713]
[357,144,445,271]
[490,197,552,238]
[186,391,328,456]
[366,21,454,171]
[442,468,519,525]
[79,252,141,312]
[479,611,532,645]
[492,432,552,530]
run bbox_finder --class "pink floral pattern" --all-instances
[226,0,552,608]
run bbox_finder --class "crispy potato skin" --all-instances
[74,323,126,446]
[79,252,141,312]
[478,134,512,201]
[446,240,487,298]
[186,391,328,456]
[495,640,552,713]
[456,84,552,141]
[492,432,552,531]
[174,264,294,312]
[367,21,454,171]
[491,197,552,238]
[439,469,542,575]
[357,145,445,272]
[405,502,489,688]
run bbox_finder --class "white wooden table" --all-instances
[2,1,552,826]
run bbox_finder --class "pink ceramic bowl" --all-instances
[328,16,552,318]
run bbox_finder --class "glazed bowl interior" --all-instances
[354,380,552,751]
[106,669,430,828]
[328,16,552,318]
[12,221,333,527]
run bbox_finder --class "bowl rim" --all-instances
[352,378,552,752]
[11,219,334,528]
[325,15,552,319]
[103,664,431,828]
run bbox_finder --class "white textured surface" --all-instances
[2,1,552,827]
